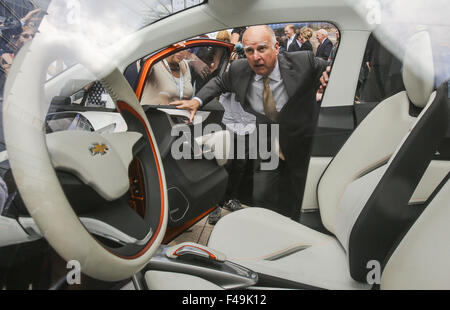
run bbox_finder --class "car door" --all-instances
[125,39,234,242]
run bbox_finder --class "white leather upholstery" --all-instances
[46,131,142,201]
[381,179,450,289]
[334,165,387,252]
[402,31,435,108]
[319,30,436,234]
[303,158,450,211]
[206,30,438,289]
[208,208,369,290]
[317,91,416,234]
[301,157,332,211]
[410,160,450,204]
[145,270,222,290]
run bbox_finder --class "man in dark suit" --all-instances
[315,29,333,60]
[171,25,328,219]
[284,24,298,52]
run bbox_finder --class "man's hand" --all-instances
[172,41,187,49]
[169,98,201,123]
[316,87,324,102]
[320,66,331,88]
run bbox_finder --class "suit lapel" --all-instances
[237,64,253,107]
[278,54,298,98]
[316,42,322,56]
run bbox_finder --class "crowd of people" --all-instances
[277,24,339,61]
[0,6,44,94]
[276,25,340,103]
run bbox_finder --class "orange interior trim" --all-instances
[173,244,218,260]
[135,39,234,101]
[116,101,165,260]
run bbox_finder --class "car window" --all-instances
[139,45,231,106]
[0,1,207,92]
[356,27,450,105]
[355,34,405,105]
[0,1,49,95]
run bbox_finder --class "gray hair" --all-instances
[243,25,277,47]
[317,29,328,37]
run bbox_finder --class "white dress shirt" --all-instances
[286,35,295,51]
[194,60,289,133]
[246,60,289,115]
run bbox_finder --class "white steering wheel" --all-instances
[2,32,168,281]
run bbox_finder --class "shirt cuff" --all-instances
[193,97,203,107]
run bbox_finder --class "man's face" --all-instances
[284,26,294,39]
[243,27,279,77]
[316,32,325,43]
[17,29,35,48]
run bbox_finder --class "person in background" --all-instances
[0,50,13,95]
[208,30,231,72]
[277,36,286,54]
[216,30,231,42]
[140,50,193,106]
[14,25,35,51]
[231,27,247,60]
[290,27,313,52]
[0,52,13,75]
[0,8,41,54]
[328,29,340,62]
[315,28,333,60]
[231,27,246,45]
[317,29,340,103]
[284,24,297,52]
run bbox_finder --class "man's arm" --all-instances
[323,40,334,60]
[307,52,331,99]
[308,52,329,88]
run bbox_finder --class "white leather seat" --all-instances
[209,207,369,289]
[207,30,441,289]
[381,174,450,289]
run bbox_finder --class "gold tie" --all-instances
[262,77,278,122]
[262,77,284,160]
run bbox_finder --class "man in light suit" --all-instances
[171,25,328,219]
[315,29,333,60]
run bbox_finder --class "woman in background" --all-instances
[141,50,193,106]
[291,27,313,52]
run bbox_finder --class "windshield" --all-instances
[0,0,206,154]
[45,0,205,44]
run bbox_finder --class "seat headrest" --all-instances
[402,31,435,108]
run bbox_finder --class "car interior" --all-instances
[0,0,449,290]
